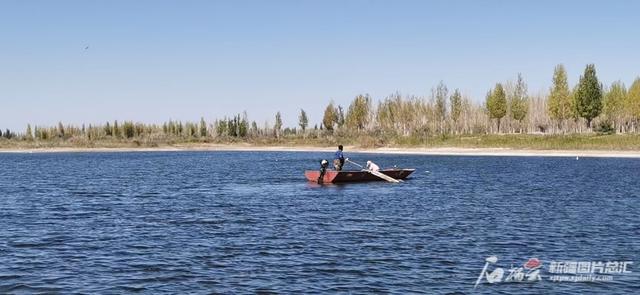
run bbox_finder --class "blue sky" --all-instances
[1,0,639,131]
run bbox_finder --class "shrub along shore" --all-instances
[1,134,640,152]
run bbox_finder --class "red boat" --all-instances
[305,168,415,183]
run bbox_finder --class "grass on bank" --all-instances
[0,133,639,151]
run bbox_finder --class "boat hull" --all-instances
[305,169,415,183]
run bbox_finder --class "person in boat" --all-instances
[366,160,380,172]
[317,159,329,184]
[334,145,346,171]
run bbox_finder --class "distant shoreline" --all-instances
[1,144,639,158]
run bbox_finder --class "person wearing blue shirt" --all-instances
[333,145,346,171]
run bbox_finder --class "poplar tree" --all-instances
[450,89,462,128]
[434,81,448,122]
[434,81,448,134]
[200,117,207,137]
[336,106,345,128]
[570,84,580,122]
[547,64,572,131]
[626,78,640,131]
[250,121,258,136]
[274,112,282,138]
[376,98,392,131]
[486,83,507,133]
[177,121,184,136]
[511,73,529,130]
[25,124,33,140]
[123,121,134,138]
[239,113,248,137]
[345,94,372,131]
[169,120,177,135]
[298,109,308,132]
[104,122,112,136]
[58,122,65,138]
[215,119,226,136]
[322,101,338,131]
[574,64,603,128]
[603,81,627,131]
[113,120,121,138]
[41,129,49,140]
[189,122,198,137]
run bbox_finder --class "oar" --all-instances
[345,158,364,169]
[345,159,401,183]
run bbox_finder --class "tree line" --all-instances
[316,63,639,136]
[2,63,639,145]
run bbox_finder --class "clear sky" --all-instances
[1,0,639,131]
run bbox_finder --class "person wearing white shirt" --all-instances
[366,160,380,172]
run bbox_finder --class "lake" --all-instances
[0,151,638,294]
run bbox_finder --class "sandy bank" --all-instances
[1,144,640,158]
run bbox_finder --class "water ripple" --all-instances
[0,152,638,293]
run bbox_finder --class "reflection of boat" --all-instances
[304,169,415,183]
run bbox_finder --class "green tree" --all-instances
[123,121,135,138]
[171,121,176,135]
[134,123,144,137]
[322,101,338,131]
[200,117,207,137]
[178,121,185,136]
[603,81,627,130]
[57,122,65,138]
[336,105,345,128]
[41,128,49,140]
[298,109,308,132]
[227,117,237,137]
[434,81,448,134]
[626,78,640,130]
[113,120,121,138]
[574,64,603,128]
[547,64,572,130]
[486,83,507,133]
[570,84,580,122]
[25,124,33,140]
[189,122,198,137]
[215,119,226,136]
[104,122,112,136]
[238,113,248,137]
[450,89,462,126]
[511,73,529,130]
[274,111,282,138]
[376,98,393,131]
[250,121,259,136]
[345,94,372,131]
[434,81,448,122]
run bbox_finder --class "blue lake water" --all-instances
[0,151,639,294]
